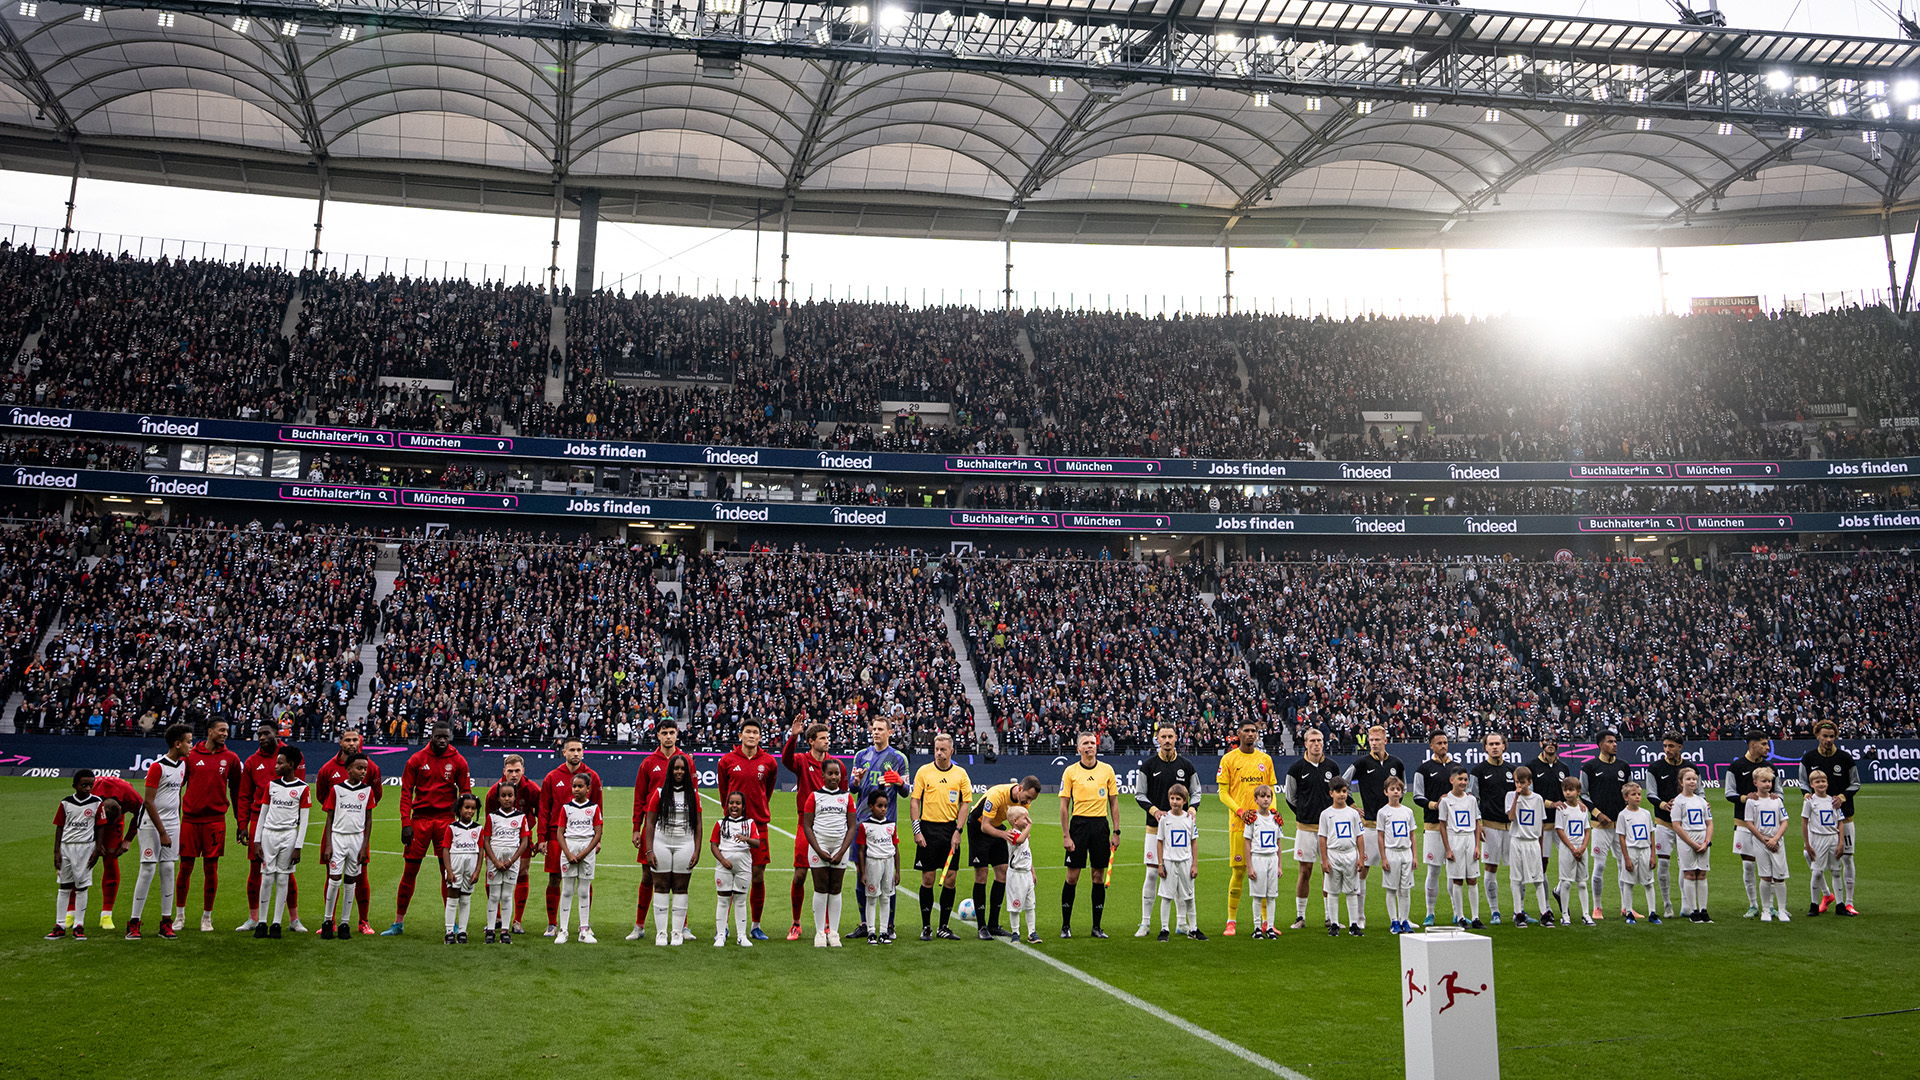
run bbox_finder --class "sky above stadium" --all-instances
[1,2,1911,320]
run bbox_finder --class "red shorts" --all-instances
[546,840,570,875]
[752,819,771,866]
[404,818,451,860]
[179,819,226,859]
[793,832,810,868]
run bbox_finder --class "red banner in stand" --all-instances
[1691,295,1763,317]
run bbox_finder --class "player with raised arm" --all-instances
[1672,766,1715,922]
[1216,718,1275,936]
[316,729,383,936]
[176,720,242,933]
[319,753,375,941]
[968,775,1043,940]
[1468,733,1516,926]
[1344,724,1404,936]
[1725,731,1773,919]
[908,732,971,940]
[126,723,191,940]
[1410,730,1456,927]
[641,754,702,946]
[1059,731,1120,939]
[630,717,692,941]
[1135,722,1202,938]
[780,717,838,941]
[1645,734,1689,920]
[801,758,858,947]
[554,772,603,944]
[717,719,779,940]
[1799,721,1861,915]
[848,716,910,940]
[486,755,542,934]
[1580,730,1630,922]
[541,737,603,938]
[711,790,766,948]
[382,722,472,936]
[48,771,107,940]
[1283,728,1337,932]
[249,747,309,941]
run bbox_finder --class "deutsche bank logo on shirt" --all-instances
[1258,829,1278,847]
[1391,820,1411,839]
[1518,808,1535,828]
[1819,809,1835,827]
[1760,809,1779,829]
[1568,820,1586,840]
[1172,831,1189,849]
[1335,820,1354,840]
[1452,809,1473,829]
[1687,808,1705,829]
[1631,824,1649,843]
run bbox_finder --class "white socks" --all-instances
[1323,890,1339,926]
[56,887,81,927]
[734,894,751,940]
[1483,871,1500,914]
[1295,896,1309,920]
[650,892,669,938]
[671,893,687,936]
[1657,860,1671,910]
[131,861,175,924]
[1140,868,1161,928]
[1177,896,1195,933]
[814,891,829,936]
[1841,854,1857,905]
[560,879,578,934]
[1533,883,1549,916]
[1423,866,1441,918]
[267,873,290,926]
[1743,861,1758,906]
[443,895,471,934]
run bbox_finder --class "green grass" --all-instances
[0,778,1915,1080]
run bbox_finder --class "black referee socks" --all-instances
[1061,881,1076,929]
[1091,883,1106,931]
[973,883,988,927]
[989,881,1005,931]
[920,885,934,927]
[938,886,957,928]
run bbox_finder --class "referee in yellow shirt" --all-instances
[1216,718,1276,936]
[1059,731,1120,938]
[909,733,972,941]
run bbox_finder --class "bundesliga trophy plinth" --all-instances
[1400,929,1499,1080]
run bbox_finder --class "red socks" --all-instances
[637,882,653,925]
[513,875,529,922]
[356,873,372,923]
[395,858,421,918]
[247,862,263,911]
[790,877,805,924]
[101,856,120,910]
[750,880,765,922]
[201,859,219,912]
[546,880,561,925]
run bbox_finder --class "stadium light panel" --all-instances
[338,25,357,40]
[1215,33,1238,51]
[1052,18,1070,36]
[1628,88,1647,102]
[1591,86,1608,101]
[1170,87,1187,102]
[231,15,249,30]
[1048,77,1064,93]
[879,6,905,28]
[1898,80,1920,101]
[1636,117,1652,130]
[1563,113,1579,126]
[1838,79,1857,93]
[1411,103,1429,117]
[1252,92,1269,107]
[1789,126,1806,138]
[1504,53,1525,71]
[1258,35,1278,53]
[972,11,989,31]
[17,3,37,18]
[1796,75,1820,93]
[1485,108,1501,122]
[1698,70,1718,85]
[1867,80,1888,96]
[1828,99,1849,116]
[1863,129,1879,144]
[1909,105,1920,120]
[280,20,299,34]
[82,5,100,20]
[812,23,830,43]
[610,6,632,28]
[1871,101,1892,119]
[935,10,952,28]
[1355,100,1374,115]
[1717,122,1734,134]
[1304,96,1321,111]
[1346,42,1370,60]
[1766,70,1792,91]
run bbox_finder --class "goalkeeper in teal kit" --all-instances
[848,715,911,939]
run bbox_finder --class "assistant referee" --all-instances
[909,733,972,941]
[1059,731,1120,939]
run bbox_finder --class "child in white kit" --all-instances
[1155,784,1203,940]
[1555,777,1594,926]
[443,794,485,944]
[1317,778,1366,937]
[1004,804,1039,943]
[1744,766,1790,922]
[1376,777,1418,935]
[1802,769,1841,915]
[1615,783,1658,923]
[711,790,766,948]
[1437,765,1484,929]
[1504,766,1549,927]
[555,772,603,944]
[1243,785,1284,939]
[1672,767,1715,922]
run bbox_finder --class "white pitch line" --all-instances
[700,794,1312,1080]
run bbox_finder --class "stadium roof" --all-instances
[5,0,1920,248]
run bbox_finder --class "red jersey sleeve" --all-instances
[709,820,722,845]
[399,757,418,827]
[592,806,604,828]
[53,802,65,828]
[455,755,473,793]
[299,786,312,809]
[801,791,818,816]
[632,772,649,829]
[144,760,165,790]
[323,789,337,813]
[645,788,663,816]
[780,733,801,775]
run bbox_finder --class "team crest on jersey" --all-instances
[442,765,452,777]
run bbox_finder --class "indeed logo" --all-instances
[7,408,71,428]
[817,452,874,470]
[831,507,887,525]
[139,416,201,437]
[13,468,77,488]
[713,502,770,521]
[1352,517,1406,533]
[1340,464,1391,479]
[703,447,760,465]
[149,476,210,495]
[1464,517,1519,533]
[1449,465,1501,480]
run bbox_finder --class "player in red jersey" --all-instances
[86,773,142,932]
[380,723,472,935]
[781,716,839,941]
[538,736,602,937]
[315,728,383,935]
[628,717,693,940]
[485,754,542,933]
[717,718,779,940]
[237,723,307,932]
[176,719,243,932]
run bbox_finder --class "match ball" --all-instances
[957,898,975,920]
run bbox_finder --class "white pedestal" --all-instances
[1400,929,1499,1080]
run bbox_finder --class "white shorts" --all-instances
[1589,826,1617,867]
[806,829,852,870]
[446,853,480,893]
[715,855,752,895]
[1380,847,1417,891]
[57,843,95,887]
[1420,827,1447,868]
[1157,862,1195,901]
[1480,827,1510,866]
[1006,868,1036,918]
[1654,823,1676,857]
[1442,832,1478,879]
[859,855,895,899]
[1677,837,1711,874]
[561,849,597,882]
[1292,827,1319,866]
[1556,843,1587,883]
[1143,827,1161,864]
[1246,852,1281,899]
[1509,839,1544,885]
[137,822,177,865]
[1732,823,1751,858]
[651,828,697,874]
[1753,840,1789,880]
[1324,850,1359,895]
[1620,847,1654,886]
[327,836,365,879]
[1358,826,1383,867]
[1805,834,1839,876]
[257,828,300,874]
[486,860,521,890]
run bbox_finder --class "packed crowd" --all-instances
[12,521,378,738]
[0,517,85,705]
[958,481,1917,516]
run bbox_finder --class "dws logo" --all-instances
[13,468,77,488]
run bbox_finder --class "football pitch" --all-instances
[1,777,1915,1080]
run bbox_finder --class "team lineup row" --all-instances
[42,711,1866,945]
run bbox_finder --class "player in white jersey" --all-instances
[855,791,899,946]
[1671,768,1715,922]
[712,790,767,948]
[1003,804,1039,943]
[1802,769,1842,917]
[1317,778,1366,937]
[555,772,603,944]
[1154,784,1202,940]
[1615,784,1658,924]
[801,759,857,947]
[1376,778,1419,934]
[483,782,531,944]
[1242,785,1284,939]
[250,748,310,941]
[320,754,376,941]
[1554,777,1594,926]
[443,795,485,944]
[129,723,192,939]
[1437,766,1483,929]
[1743,766,1791,923]
[1504,766,1549,928]
[49,772,106,940]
